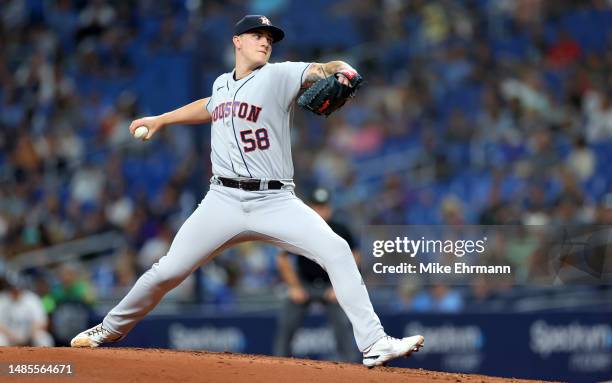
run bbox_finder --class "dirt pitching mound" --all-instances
[0,347,552,383]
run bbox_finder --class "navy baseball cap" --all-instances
[309,188,330,205]
[234,15,285,43]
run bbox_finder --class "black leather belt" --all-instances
[217,177,284,191]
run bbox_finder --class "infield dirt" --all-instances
[0,347,555,383]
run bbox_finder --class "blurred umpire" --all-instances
[274,188,359,362]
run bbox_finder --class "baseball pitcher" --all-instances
[70,14,424,368]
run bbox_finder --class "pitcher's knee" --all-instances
[318,236,353,265]
[149,264,189,290]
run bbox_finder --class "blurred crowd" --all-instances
[1,0,611,319]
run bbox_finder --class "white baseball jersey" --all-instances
[0,291,47,343]
[205,62,311,181]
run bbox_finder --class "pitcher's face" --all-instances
[234,30,273,67]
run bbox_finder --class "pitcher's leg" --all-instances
[250,194,385,351]
[103,186,244,336]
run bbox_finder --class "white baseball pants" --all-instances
[103,183,385,351]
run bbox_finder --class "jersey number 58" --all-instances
[240,128,270,152]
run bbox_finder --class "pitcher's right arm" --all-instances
[128,97,212,140]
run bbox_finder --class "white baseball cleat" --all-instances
[362,335,425,368]
[70,323,122,348]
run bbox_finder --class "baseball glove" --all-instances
[297,71,363,117]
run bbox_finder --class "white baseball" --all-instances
[133,126,149,140]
